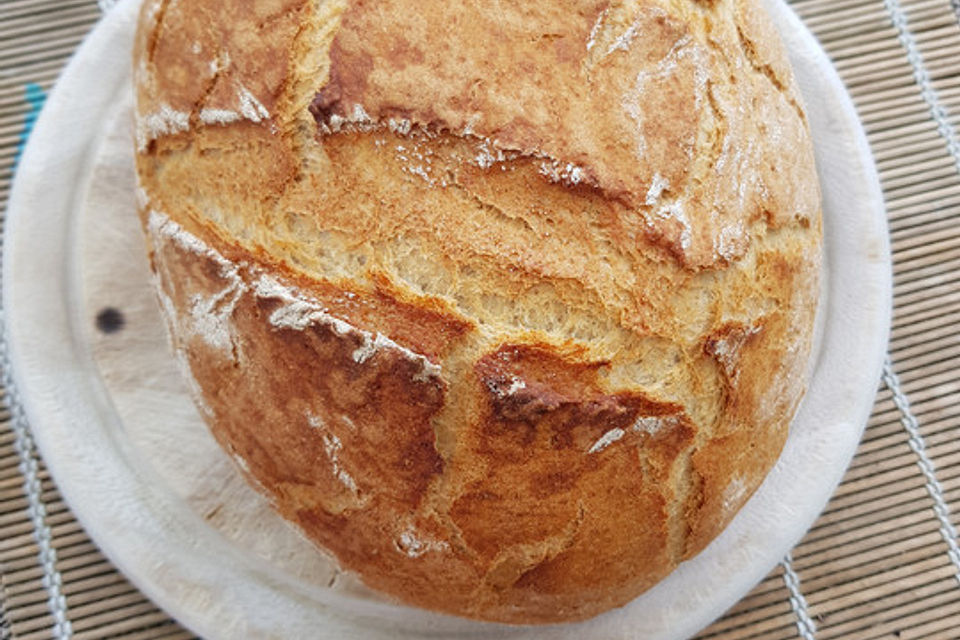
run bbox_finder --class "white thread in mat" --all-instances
[781,553,817,640]
[884,0,960,176]
[97,0,120,12]
[882,358,960,585]
[1,363,73,637]
[0,344,73,638]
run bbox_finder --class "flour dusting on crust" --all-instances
[588,428,626,453]
[396,524,450,558]
[199,108,241,125]
[319,428,360,494]
[136,103,189,152]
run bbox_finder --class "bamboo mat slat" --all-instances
[2,0,959,639]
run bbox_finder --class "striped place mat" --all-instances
[2,1,959,638]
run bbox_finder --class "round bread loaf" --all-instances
[133,0,821,624]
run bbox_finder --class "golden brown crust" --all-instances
[134,0,822,624]
[306,0,818,269]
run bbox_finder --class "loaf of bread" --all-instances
[133,0,821,624]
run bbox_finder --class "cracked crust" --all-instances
[134,0,821,624]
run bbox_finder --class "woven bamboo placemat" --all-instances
[2,1,959,638]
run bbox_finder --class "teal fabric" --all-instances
[14,83,47,171]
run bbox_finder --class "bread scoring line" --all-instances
[146,209,443,383]
[314,106,592,189]
[253,274,443,382]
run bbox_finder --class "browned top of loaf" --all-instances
[314,0,816,269]
[134,0,821,625]
[135,0,817,270]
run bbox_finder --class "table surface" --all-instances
[1,1,959,639]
